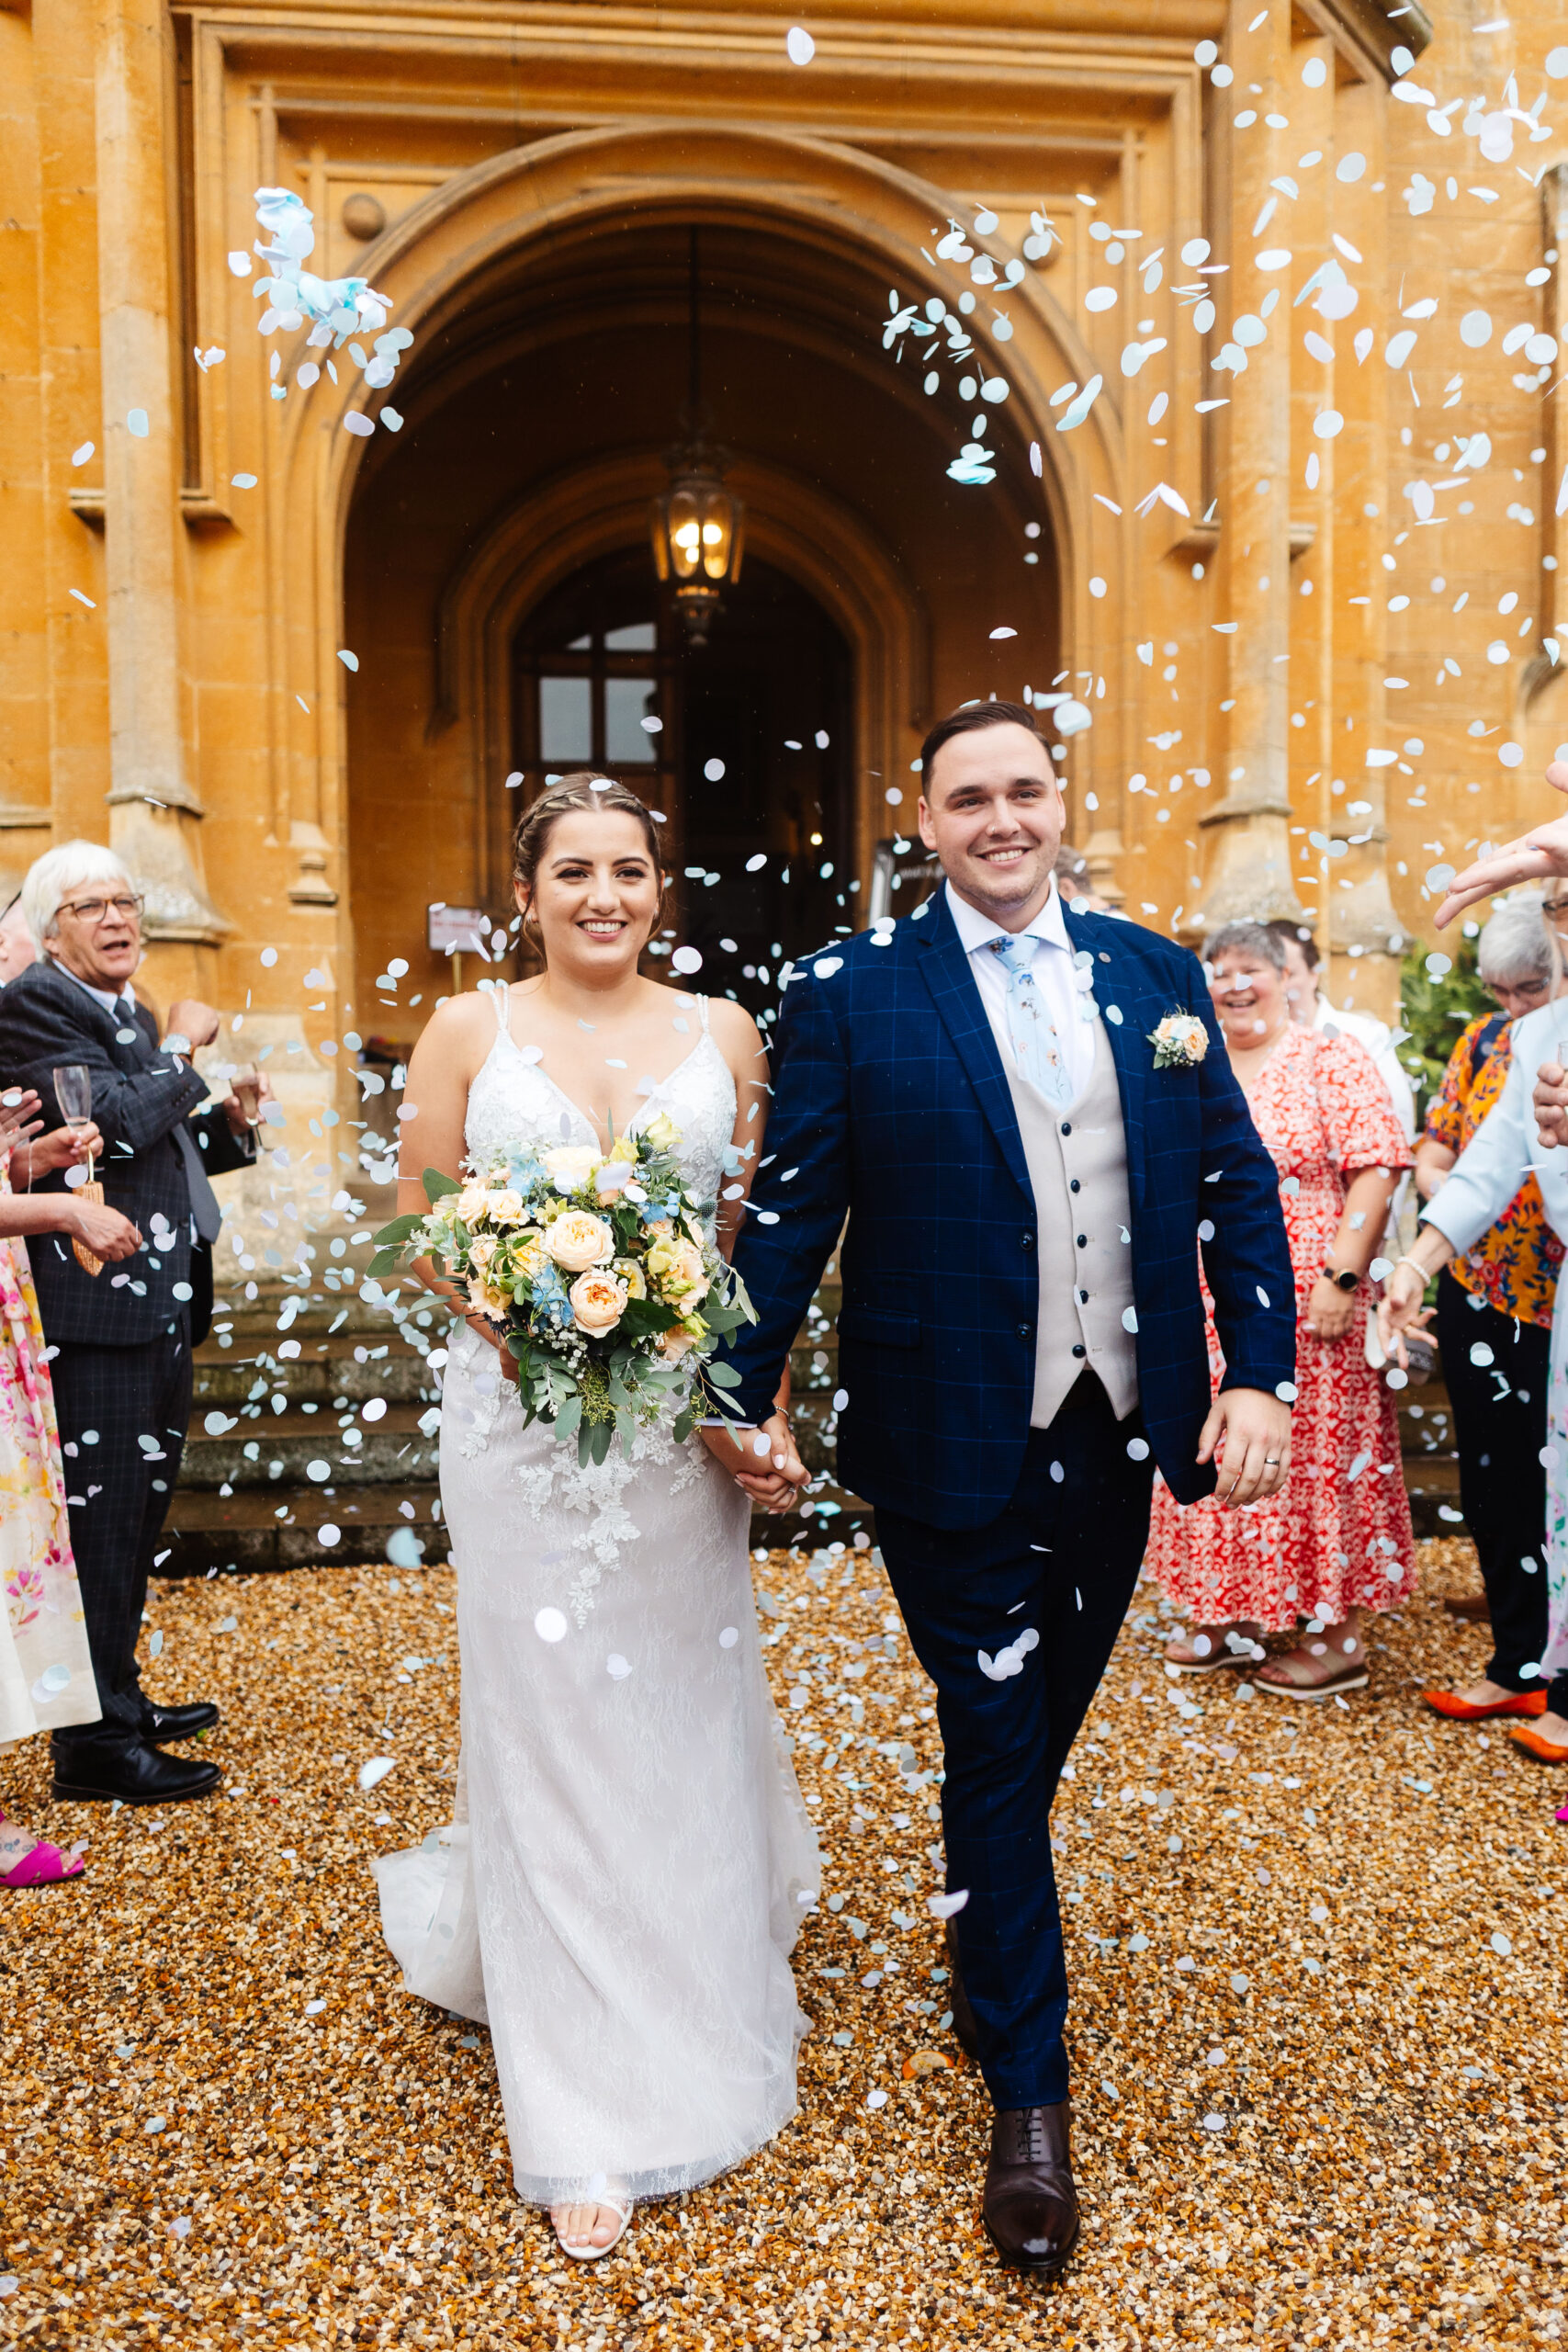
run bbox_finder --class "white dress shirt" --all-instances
[945,877,1097,1100]
[51,956,137,1024]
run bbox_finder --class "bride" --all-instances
[373,774,818,2259]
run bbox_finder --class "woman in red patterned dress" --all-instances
[1148,922,1416,1698]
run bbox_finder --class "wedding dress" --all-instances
[373,988,819,2205]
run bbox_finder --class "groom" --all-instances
[705,702,1295,2271]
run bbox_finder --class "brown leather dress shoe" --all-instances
[982,2101,1080,2274]
[944,1918,981,2061]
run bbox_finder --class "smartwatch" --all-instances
[1322,1261,1359,1293]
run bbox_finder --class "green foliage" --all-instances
[1396,933,1494,1125]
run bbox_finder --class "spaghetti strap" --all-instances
[697,995,710,1035]
[488,980,512,1038]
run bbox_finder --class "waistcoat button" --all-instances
[1069,1178,1080,1193]
[1076,1234,1088,1249]
[1071,1342,1087,1359]
[1060,1121,1072,1136]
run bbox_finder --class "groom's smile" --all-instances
[917,718,1065,932]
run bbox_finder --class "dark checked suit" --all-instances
[727,888,1295,2110]
[0,958,254,1758]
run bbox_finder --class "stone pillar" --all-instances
[94,0,225,944]
[1324,72,1402,1027]
[1197,0,1306,929]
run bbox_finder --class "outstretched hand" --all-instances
[1197,1386,1292,1509]
[1435,759,1568,927]
[699,1410,809,1514]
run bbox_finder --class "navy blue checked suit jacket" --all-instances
[726,888,1297,1532]
[0,958,253,1349]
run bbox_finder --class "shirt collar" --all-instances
[945,875,1071,960]
[51,956,133,1019]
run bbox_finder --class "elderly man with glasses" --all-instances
[0,841,267,1806]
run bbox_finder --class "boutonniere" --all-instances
[1149,1012,1209,1069]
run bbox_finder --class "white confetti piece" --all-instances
[719,1626,739,1648]
[606,1654,631,1679]
[786,23,815,62]
[71,440,94,467]
[671,945,703,974]
[865,2087,888,2109]
[535,1607,568,1643]
[127,408,149,436]
[357,1758,395,1791]
[927,1888,969,1920]
[317,1523,341,1547]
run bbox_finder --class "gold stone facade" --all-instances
[6,0,1568,1127]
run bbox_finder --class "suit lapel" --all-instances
[913,891,1034,1205]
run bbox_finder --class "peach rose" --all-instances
[569,1270,627,1334]
[655,1324,698,1363]
[544,1208,615,1272]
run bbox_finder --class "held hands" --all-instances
[1196,1386,1292,1509]
[1376,1261,1436,1369]
[699,1410,809,1515]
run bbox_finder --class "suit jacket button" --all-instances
[1069,1178,1081,1193]
[1076,1234,1088,1249]
[1060,1121,1072,1136]
[1016,1322,1032,1340]
[1021,1231,1034,1251]
[1071,1342,1087,1359]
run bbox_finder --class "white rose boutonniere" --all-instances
[1149,1012,1210,1070]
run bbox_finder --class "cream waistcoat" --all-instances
[1001,1014,1140,1428]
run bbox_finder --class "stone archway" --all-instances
[266,119,1145,1001]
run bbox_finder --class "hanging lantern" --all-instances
[650,450,745,646]
[649,226,745,646]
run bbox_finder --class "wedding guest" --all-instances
[1053,844,1109,913]
[1410,896,1560,1724]
[0,842,265,1808]
[1267,921,1416,1148]
[0,1088,141,1886]
[1153,921,1415,1696]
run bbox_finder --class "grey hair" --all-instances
[1201,920,1287,973]
[20,841,132,948]
[1477,894,1553,991]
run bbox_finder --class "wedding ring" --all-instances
[1264,1455,1280,1465]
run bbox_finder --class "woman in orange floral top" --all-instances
[1414,895,1561,1727]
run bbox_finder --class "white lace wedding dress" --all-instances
[373,989,819,2205]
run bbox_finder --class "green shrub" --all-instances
[1396,933,1494,1125]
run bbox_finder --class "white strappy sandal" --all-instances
[550,2195,634,2260]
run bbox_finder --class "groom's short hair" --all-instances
[919,700,1045,793]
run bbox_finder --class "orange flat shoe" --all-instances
[1423,1688,1548,1723]
[1508,1724,1568,1765]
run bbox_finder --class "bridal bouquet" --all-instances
[367,1115,755,1465]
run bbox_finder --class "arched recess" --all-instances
[423,449,931,909]
[271,121,1140,934]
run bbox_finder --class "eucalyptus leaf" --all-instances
[423,1168,461,1201]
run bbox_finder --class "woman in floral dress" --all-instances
[0,1089,141,1884]
[1149,922,1416,1698]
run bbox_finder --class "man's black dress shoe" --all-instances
[52,1740,220,1806]
[141,1700,220,1745]
[945,1918,981,2062]
[982,2101,1080,2274]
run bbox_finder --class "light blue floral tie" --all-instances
[989,933,1073,1106]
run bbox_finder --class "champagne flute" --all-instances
[231,1062,265,1139]
[51,1065,93,1177]
[51,1064,104,1276]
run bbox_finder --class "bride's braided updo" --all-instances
[511,774,666,944]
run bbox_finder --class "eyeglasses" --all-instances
[57,893,143,926]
